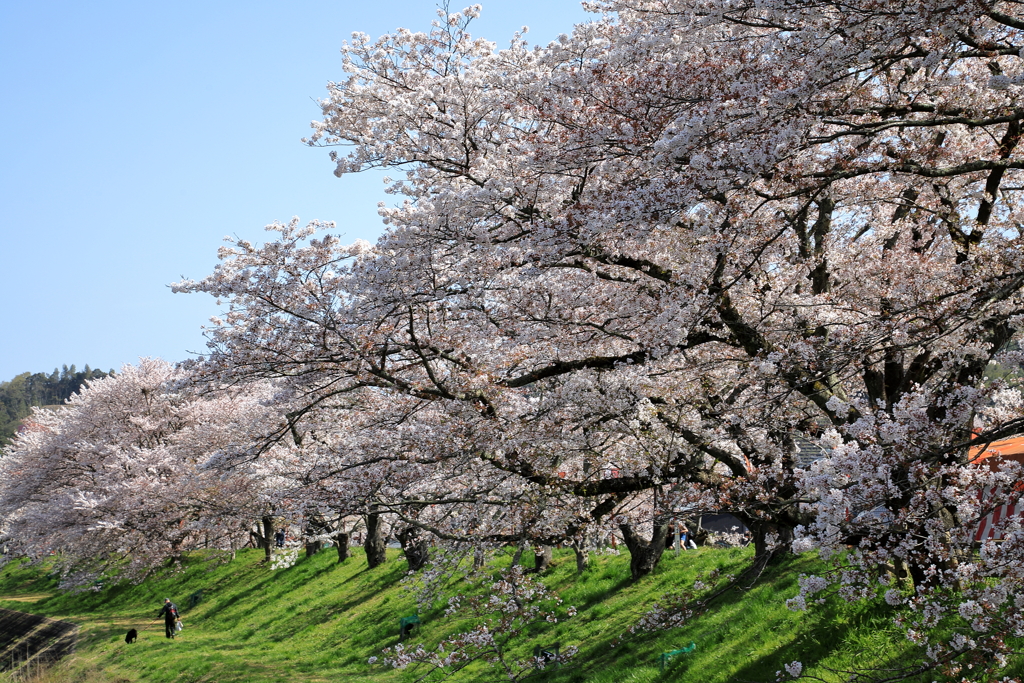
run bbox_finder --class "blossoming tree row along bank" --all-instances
[0,360,292,587]
[0,0,1003,677]
[174,0,1024,675]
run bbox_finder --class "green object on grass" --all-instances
[188,590,204,608]
[399,614,420,640]
[659,641,696,671]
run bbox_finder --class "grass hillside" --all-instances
[0,546,1014,683]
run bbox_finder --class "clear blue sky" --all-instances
[0,1,595,381]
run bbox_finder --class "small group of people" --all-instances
[667,523,699,550]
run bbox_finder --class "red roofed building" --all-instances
[970,436,1024,541]
[15,419,48,435]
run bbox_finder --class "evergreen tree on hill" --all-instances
[0,365,113,447]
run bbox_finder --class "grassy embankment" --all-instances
[0,545,1012,683]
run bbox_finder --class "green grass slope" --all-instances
[0,546,1015,683]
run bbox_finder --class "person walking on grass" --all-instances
[157,598,179,639]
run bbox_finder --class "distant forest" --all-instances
[0,365,113,447]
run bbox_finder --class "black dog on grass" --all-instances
[125,628,138,644]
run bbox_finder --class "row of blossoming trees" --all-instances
[4,0,1024,678]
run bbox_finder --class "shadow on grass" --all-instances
[559,576,632,616]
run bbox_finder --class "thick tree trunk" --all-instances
[510,539,528,567]
[748,520,794,572]
[619,522,670,580]
[532,545,553,573]
[336,533,350,563]
[261,516,275,563]
[573,541,590,573]
[902,504,959,589]
[364,511,387,569]
[473,546,485,571]
[397,526,430,572]
[305,516,327,557]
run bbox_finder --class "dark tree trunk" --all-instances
[748,520,795,572]
[619,522,670,580]
[900,505,959,589]
[305,515,328,557]
[397,526,430,572]
[510,539,528,567]
[364,511,387,569]
[261,516,275,563]
[304,519,323,557]
[532,545,553,573]
[336,533,350,563]
[473,546,485,571]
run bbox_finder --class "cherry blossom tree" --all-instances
[0,359,284,588]
[308,0,1024,553]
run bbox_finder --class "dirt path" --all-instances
[0,594,54,603]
